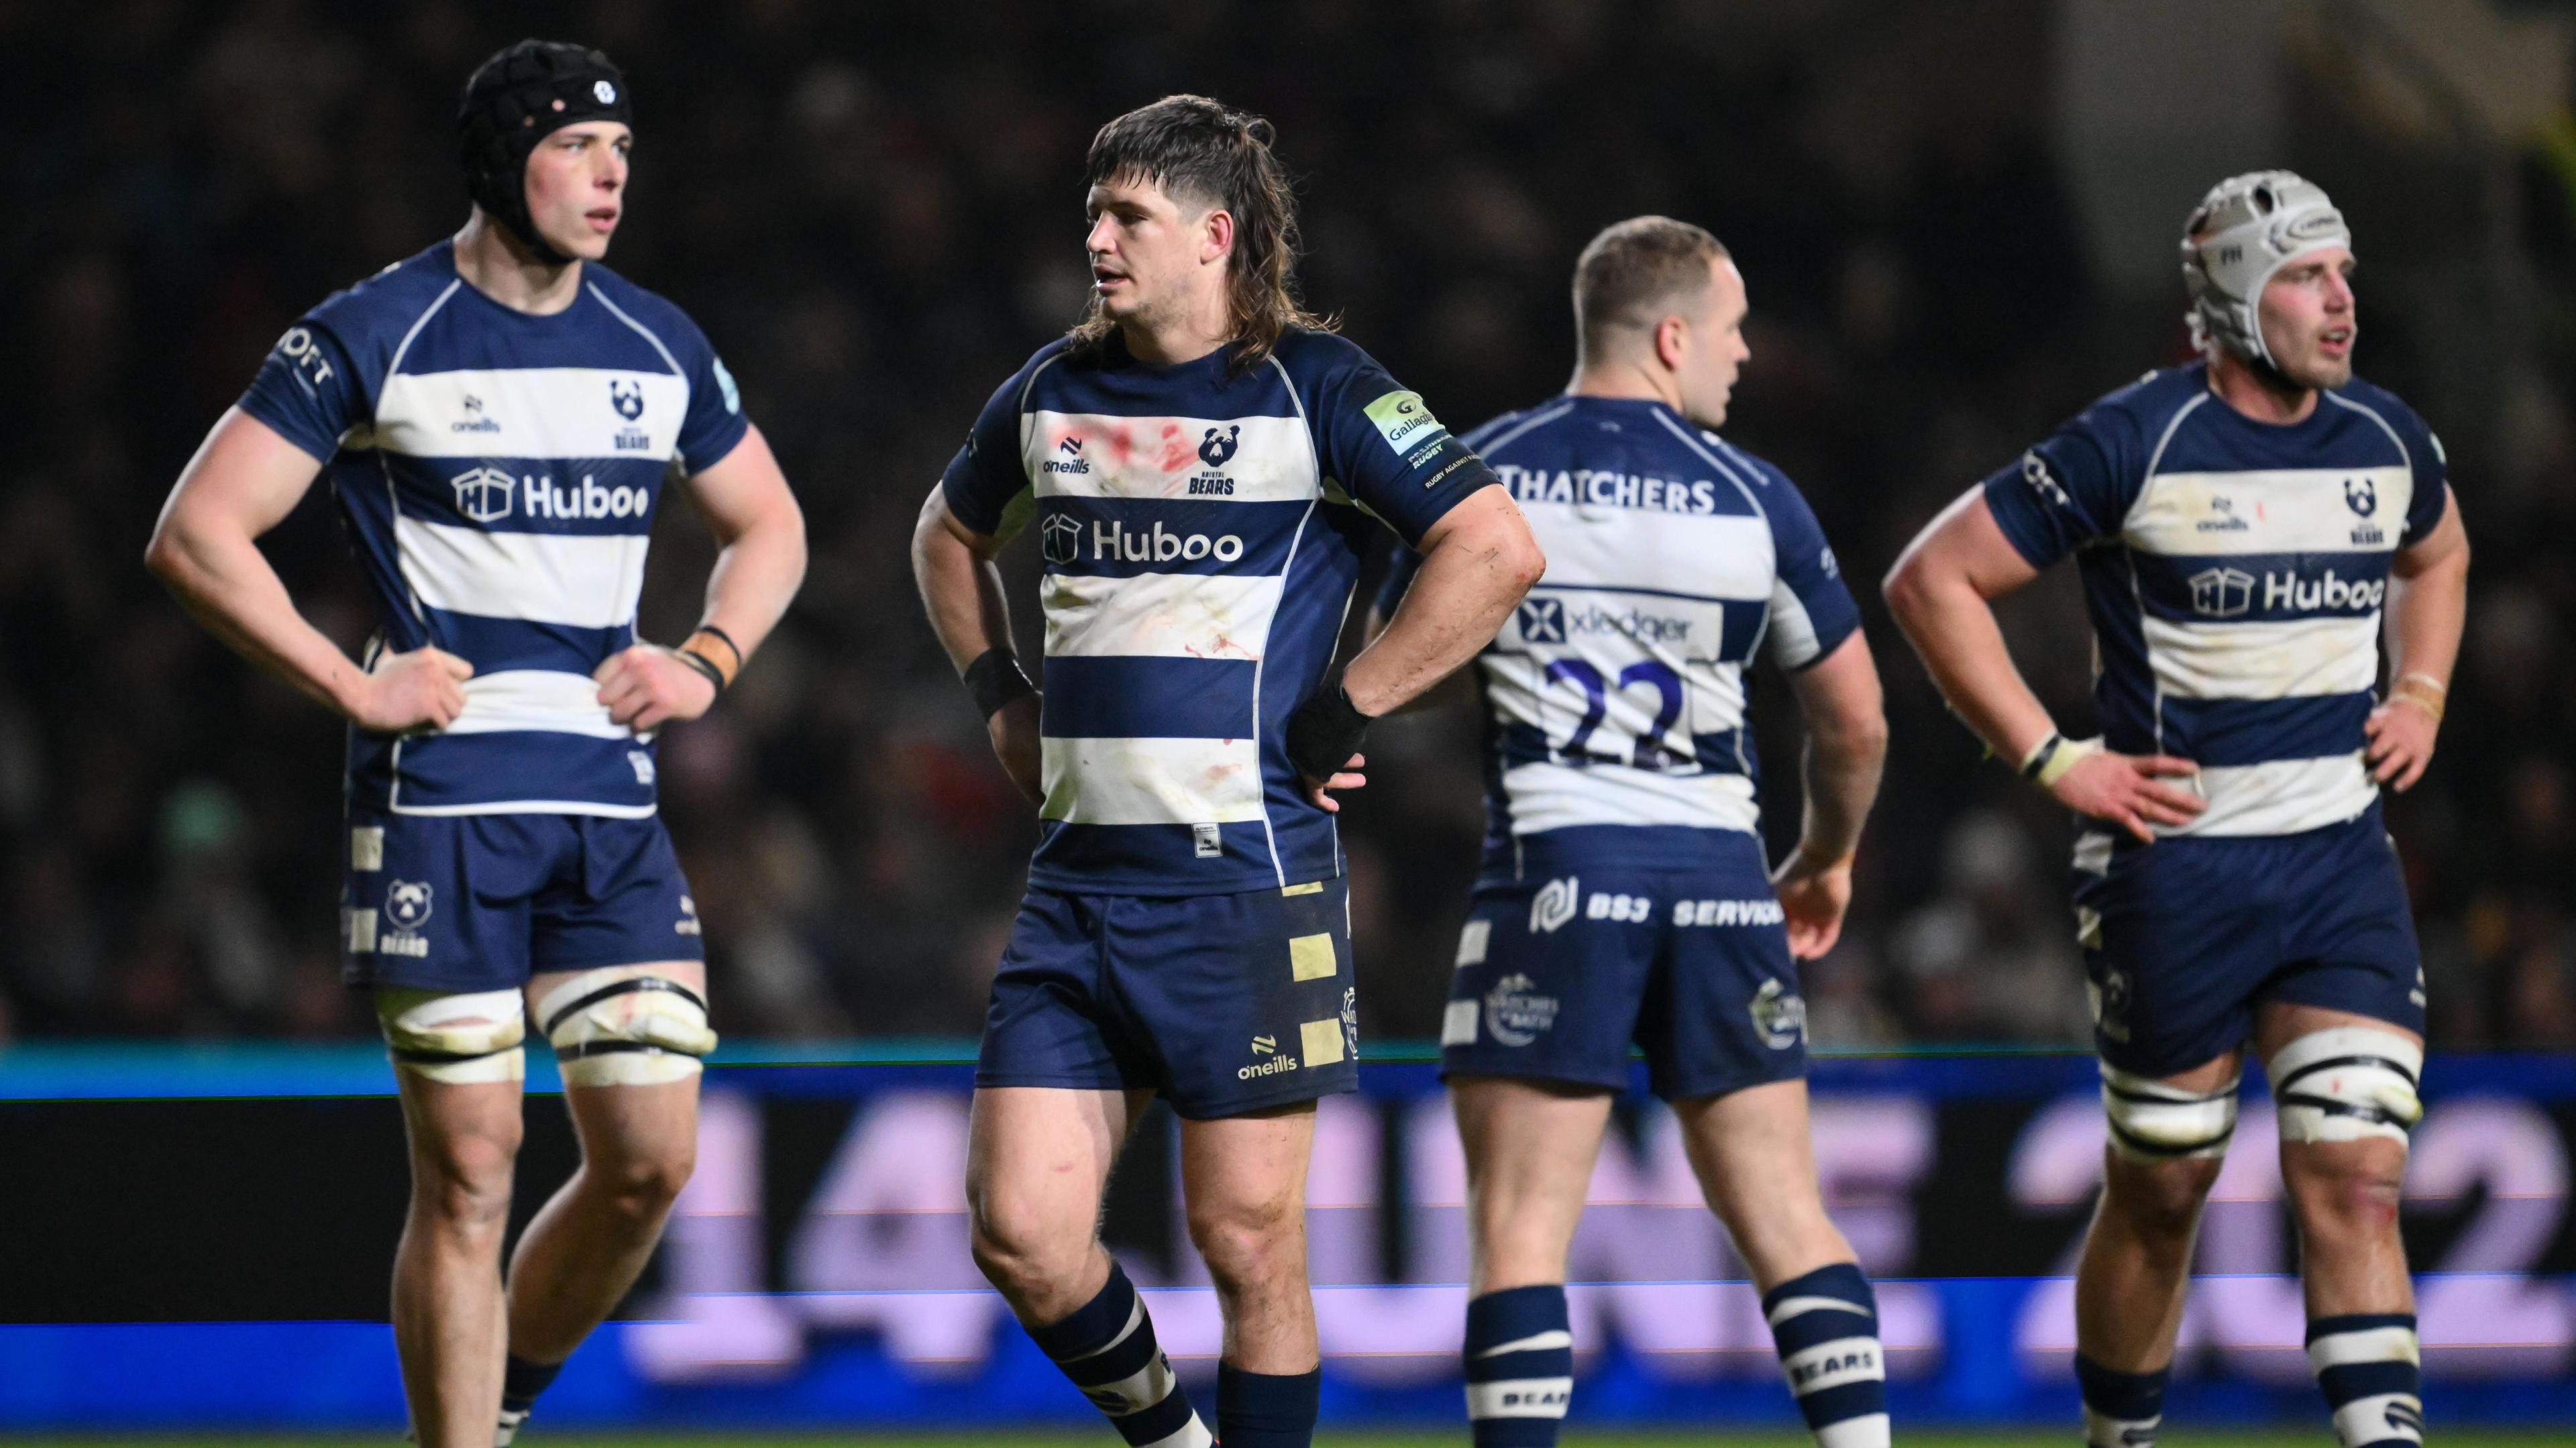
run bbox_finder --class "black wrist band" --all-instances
[690,623,745,674]
[1284,680,1372,782]
[964,647,1036,719]
[2019,730,2063,780]
[676,648,727,696]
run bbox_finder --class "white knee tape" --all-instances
[537,966,716,1087]
[2100,1062,2240,1162]
[2269,1027,2422,1146]
[379,988,527,1084]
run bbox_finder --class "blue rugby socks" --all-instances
[1024,1262,1211,1448]
[2309,1313,2424,1447]
[2075,1353,2169,1448]
[1762,1263,1890,1448]
[1216,1361,1321,1448]
[495,1352,561,1445]
[1462,1284,1572,1446]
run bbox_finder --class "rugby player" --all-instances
[145,41,806,1448]
[912,96,1543,1448]
[1884,172,2467,1448]
[1372,217,1892,1448]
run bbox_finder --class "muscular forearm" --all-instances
[912,502,1018,673]
[1342,526,1539,716]
[696,508,806,665]
[148,520,368,718]
[2383,551,2466,692]
[1796,722,1886,865]
[1884,572,2055,763]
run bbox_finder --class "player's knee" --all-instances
[411,1129,520,1231]
[590,1141,695,1225]
[2104,1152,2222,1241]
[967,1190,1089,1300]
[2285,1143,2406,1239]
[1186,1196,1303,1294]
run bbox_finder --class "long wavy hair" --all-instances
[1065,95,1332,370]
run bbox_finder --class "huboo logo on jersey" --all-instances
[2188,563,2382,618]
[451,465,515,524]
[523,472,653,520]
[1039,512,1244,567]
[608,378,652,452]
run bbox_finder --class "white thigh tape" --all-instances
[379,987,527,1084]
[2100,1062,2241,1161]
[537,966,716,1087]
[2269,1026,2423,1146]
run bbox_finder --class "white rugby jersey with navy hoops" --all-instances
[941,329,1497,895]
[1377,396,1863,872]
[237,240,750,817]
[1982,361,2449,838]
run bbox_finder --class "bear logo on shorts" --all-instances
[385,880,434,932]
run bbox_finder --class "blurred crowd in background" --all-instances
[2,0,2572,1049]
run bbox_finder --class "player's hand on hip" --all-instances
[1301,754,1366,813]
[2363,697,2438,792]
[987,693,1044,806]
[349,646,472,733]
[1770,846,1853,960]
[2050,749,2204,844]
[594,645,717,731]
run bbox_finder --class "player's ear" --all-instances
[1200,207,1235,267]
[1654,313,1689,373]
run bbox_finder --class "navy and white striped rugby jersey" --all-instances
[1377,396,1861,876]
[941,329,1498,895]
[1982,361,2449,838]
[237,241,749,817]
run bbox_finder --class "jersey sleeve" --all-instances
[1978,404,2143,569]
[2394,404,2451,543]
[670,317,751,474]
[1307,351,1498,547]
[1756,464,1862,670]
[939,366,1035,540]
[235,320,366,463]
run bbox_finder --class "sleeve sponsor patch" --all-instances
[1364,389,1449,457]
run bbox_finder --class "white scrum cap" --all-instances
[2180,170,2351,368]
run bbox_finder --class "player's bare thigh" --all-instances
[967,1087,1153,1262]
[1451,1074,1617,1295]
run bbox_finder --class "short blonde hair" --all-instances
[1572,216,1729,360]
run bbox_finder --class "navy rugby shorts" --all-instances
[1440,830,1806,1101]
[2077,801,2423,1078]
[339,805,703,993]
[977,878,1359,1119]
